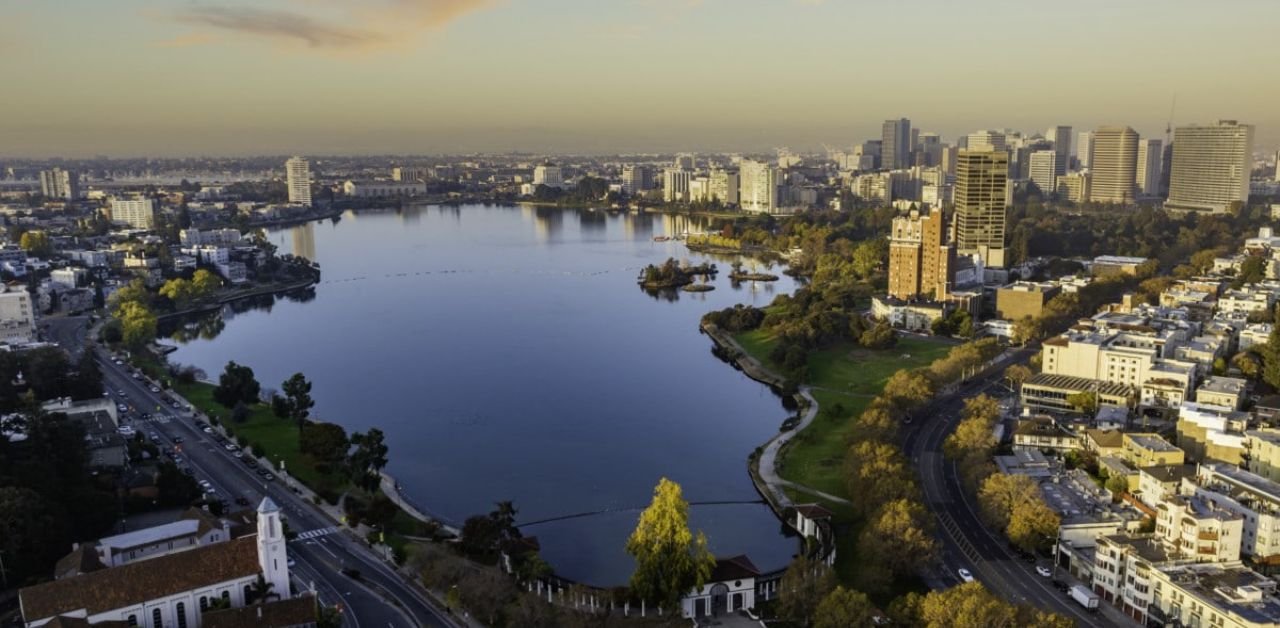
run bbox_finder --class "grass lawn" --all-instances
[173,380,349,497]
[735,331,950,497]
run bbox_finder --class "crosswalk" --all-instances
[295,526,338,541]
[134,414,178,424]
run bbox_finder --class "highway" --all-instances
[901,346,1130,627]
[49,317,455,628]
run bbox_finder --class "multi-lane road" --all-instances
[47,317,455,628]
[902,346,1130,626]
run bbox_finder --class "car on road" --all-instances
[131,373,141,380]
[173,436,183,444]
[150,386,161,393]
[117,425,136,436]
[198,480,212,489]
[287,558,296,568]
[233,451,243,458]
[255,468,269,477]
[1036,566,1052,578]
[202,427,213,434]
[243,458,258,467]
[181,467,194,476]
[958,568,975,583]
[225,443,238,451]
[1052,580,1069,592]
[117,389,126,396]
[263,473,275,481]
[117,404,128,412]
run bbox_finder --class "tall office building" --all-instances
[1275,150,1280,183]
[739,160,781,214]
[1166,120,1255,214]
[285,157,312,206]
[1028,150,1058,195]
[708,169,739,206]
[1076,131,1095,170]
[1135,138,1164,197]
[917,133,942,167]
[888,208,953,301]
[674,154,695,170]
[391,167,429,183]
[1046,126,1072,175]
[966,130,1007,153]
[109,198,156,230]
[662,168,691,203]
[621,165,652,195]
[533,164,564,188]
[1088,126,1139,204]
[953,149,1009,268]
[39,168,80,200]
[881,118,912,170]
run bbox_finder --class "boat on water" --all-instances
[653,236,671,242]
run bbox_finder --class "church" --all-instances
[19,498,308,628]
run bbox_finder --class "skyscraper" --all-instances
[39,168,80,200]
[953,149,1009,268]
[888,208,953,301]
[739,160,781,214]
[285,157,312,206]
[662,168,691,203]
[966,130,1007,153]
[1088,126,1139,205]
[1166,120,1255,214]
[621,164,652,195]
[1275,150,1280,183]
[674,154,695,170]
[1046,126,1072,175]
[1135,138,1164,197]
[881,118,911,170]
[1076,130,1095,170]
[109,197,156,230]
[1028,150,1058,195]
[533,163,564,188]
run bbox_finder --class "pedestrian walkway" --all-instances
[294,526,339,540]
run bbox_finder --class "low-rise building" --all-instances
[1198,376,1249,411]
[995,281,1060,321]
[1012,415,1080,451]
[0,286,37,344]
[1137,464,1197,510]
[1020,372,1133,413]
[1179,401,1249,465]
[1195,463,1280,569]
[1245,429,1280,484]
[1123,433,1186,468]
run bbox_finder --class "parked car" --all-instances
[1036,566,1052,578]
[202,427,213,434]
[958,568,975,583]
[263,473,275,481]
[150,386,161,393]
[255,468,269,477]
[173,436,184,444]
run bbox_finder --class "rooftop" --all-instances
[1024,372,1133,398]
[1159,563,1280,625]
[1125,433,1181,453]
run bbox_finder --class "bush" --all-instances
[251,443,265,458]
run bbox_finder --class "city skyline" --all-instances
[4,0,1280,157]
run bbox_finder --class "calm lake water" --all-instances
[166,204,800,585]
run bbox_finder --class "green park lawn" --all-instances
[735,330,950,498]
[173,381,348,497]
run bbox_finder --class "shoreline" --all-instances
[156,273,319,323]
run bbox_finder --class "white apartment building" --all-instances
[109,198,156,230]
[1077,130,1094,169]
[391,166,430,183]
[1028,150,1057,194]
[0,287,36,344]
[709,169,739,206]
[739,160,782,214]
[285,156,312,205]
[533,164,563,188]
[966,130,1007,152]
[621,164,652,195]
[179,228,242,247]
[1194,464,1280,566]
[1154,495,1244,564]
[1089,126,1139,205]
[663,168,691,203]
[342,181,427,198]
[39,168,80,200]
[1167,120,1254,214]
[1046,125,1072,175]
[1218,289,1275,315]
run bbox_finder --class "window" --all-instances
[127,615,138,627]
[244,584,253,603]
[152,608,163,628]
[221,590,230,603]
[199,597,208,612]
[176,602,187,628]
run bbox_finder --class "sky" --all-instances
[3,0,1278,157]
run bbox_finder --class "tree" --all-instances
[348,428,389,492]
[625,478,715,610]
[116,301,157,350]
[918,583,1017,628]
[158,278,195,309]
[777,554,835,626]
[110,278,151,310]
[192,269,222,297]
[1007,497,1061,553]
[1234,351,1263,380]
[1106,474,1130,499]
[18,230,53,257]
[299,422,348,469]
[231,401,250,424]
[213,361,260,407]
[0,486,69,585]
[1004,364,1032,391]
[281,372,314,428]
[859,321,897,350]
[814,586,876,628]
[976,473,1041,531]
[1264,310,1280,390]
[270,394,290,419]
[844,440,918,517]
[856,498,937,591]
[882,369,934,410]
[1065,390,1099,414]
[850,241,883,279]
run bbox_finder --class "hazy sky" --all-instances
[4,0,1278,157]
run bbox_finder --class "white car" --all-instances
[198,480,212,489]
[958,568,975,583]
[1036,566,1052,578]
[150,386,161,393]
[202,427,213,434]
[117,426,136,436]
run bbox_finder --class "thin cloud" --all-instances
[168,0,496,51]
[153,32,220,48]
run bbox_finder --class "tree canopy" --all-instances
[625,477,715,610]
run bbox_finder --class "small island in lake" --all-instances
[638,258,718,289]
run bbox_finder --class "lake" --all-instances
[166,204,801,585]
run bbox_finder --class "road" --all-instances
[51,317,455,628]
[901,346,1130,627]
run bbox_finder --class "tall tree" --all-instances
[777,554,835,626]
[299,422,349,469]
[348,428,389,492]
[856,498,938,592]
[813,586,876,628]
[281,372,314,428]
[625,478,715,611]
[116,301,157,350]
[1264,309,1280,389]
[844,439,918,516]
[213,361,260,407]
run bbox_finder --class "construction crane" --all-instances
[1165,94,1177,145]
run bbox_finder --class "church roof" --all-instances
[20,536,260,622]
[54,545,106,580]
[202,595,319,628]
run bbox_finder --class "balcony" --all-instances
[1199,531,1220,541]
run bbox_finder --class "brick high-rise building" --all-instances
[888,207,953,301]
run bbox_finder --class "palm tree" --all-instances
[248,574,278,605]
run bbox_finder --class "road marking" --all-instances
[296,526,339,540]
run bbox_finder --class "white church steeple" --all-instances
[256,497,291,600]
